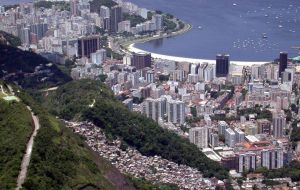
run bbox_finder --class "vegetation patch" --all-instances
[40,80,229,179]
[0,98,32,190]
[0,44,71,89]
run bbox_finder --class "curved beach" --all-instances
[128,44,269,66]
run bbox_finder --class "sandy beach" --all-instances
[128,44,270,66]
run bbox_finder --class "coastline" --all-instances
[128,44,269,66]
[120,22,192,48]
[121,21,270,66]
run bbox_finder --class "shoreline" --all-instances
[121,21,270,66]
[120,21,193,48]
[128,44,269,66]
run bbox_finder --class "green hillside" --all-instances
[90,0,117,13]
[0,31,22,47]
[15,90,136,190]
[0,44,71,89]
[40,80,229,179]
[0,93,32,190]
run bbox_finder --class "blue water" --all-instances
[129,0,300,61]
[0,0,32,5]
[4,0,300,61]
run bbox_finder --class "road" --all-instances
[296,141,300,153]
[16,106,40,190]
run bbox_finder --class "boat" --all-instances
[233,3,237,6]
[262,33,268,39]
[278,25,283,28]
[198,26,203,30]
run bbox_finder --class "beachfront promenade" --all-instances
[128,44,269,66]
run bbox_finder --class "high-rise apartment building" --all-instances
[152,14,162,30]
[100,6,110,18]
[189,64,200,75]
[110,5,123,33]
[145,98,164,122]
[204,64,214,82]
[189,127,208,149]
[278,52,288,78]
[209,133,219,148]
[146,70,154,83]
[29,23,48,40]
[261,148,284,170]
[167,99,185,125]
[225,128,236,147]
[91,49,106,65]
[216,54,229,77]
[218,121,229,135]
[234,128,245,143]
[70,0,79,16]
[78,35,100,58]
[257,119,271,134]
[237,152,256,173]
[272,113,286,138]
[131,52,151,70]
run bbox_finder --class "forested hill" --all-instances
[0,82,137,190]
[90,0,117,13]
[40,79,229,179]
[0,83,33,189]
[0,31,21,47]
[0,44,71,89]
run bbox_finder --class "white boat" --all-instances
[198,26,203,29]
[278,25,283,28]
[262,33,268,39]
[233,3,237,6]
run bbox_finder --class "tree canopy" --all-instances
[41,80,229,179]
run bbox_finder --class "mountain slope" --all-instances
[0,30,21,47]
[40,79,229,179]
[15,89,136,190]
[0,44,71,89]
[0,86,32,190]
[90,0,117,13]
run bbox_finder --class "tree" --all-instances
[147,12,154,20]
[191,107,197,118]
[159,74,170,81]
[99,74,107,82]
[123,13,146,27]
[237,178,243,187]
[155,10,163,14]
[165,13,174,19]
[219,135,225,142]
[255,167,268,173]
[291,104,298,113]
[253,184,259,190]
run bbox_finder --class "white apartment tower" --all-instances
[261,148,284,170]
[167,99,185,125]
[145,98,163,122]
[272,113,286,138]
[189,127,208,149]
[152,14,162,30]
[238,152,256,173]
[234,128,245,143]
[225,128,236,147]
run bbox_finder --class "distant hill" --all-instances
[0,44,71,89]
[40,79,229,179]
[90,0,117,13]
[0,31,21,47]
